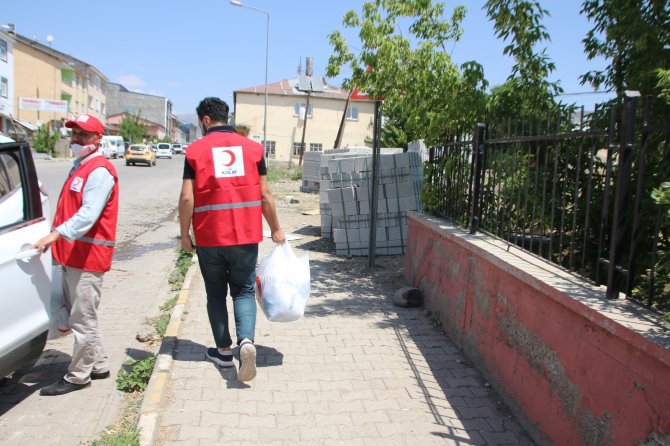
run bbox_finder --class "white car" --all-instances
[100,140,116,159]
[156,143,172,159]
[0,136,52,378]
[171,143,184,155]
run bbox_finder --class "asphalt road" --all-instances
[0,153,187,445]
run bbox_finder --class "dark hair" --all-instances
[196,97,229,124]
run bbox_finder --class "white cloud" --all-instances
[118,74,146,91]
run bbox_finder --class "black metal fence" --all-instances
[425,93,670,311]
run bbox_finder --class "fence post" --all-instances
[606,91,640,299]
[470,123,486,234]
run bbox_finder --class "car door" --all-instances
[0,141,51,377]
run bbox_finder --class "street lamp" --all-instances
[230,0,269,164]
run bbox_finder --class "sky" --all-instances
[5,0,612,118]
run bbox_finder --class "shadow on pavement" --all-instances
[0,349,71,415]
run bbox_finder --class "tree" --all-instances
[580,0,670,98]
[119,113,148,144]
[484,0,562,117]
[32,124,58,155]
[326,0,488,147]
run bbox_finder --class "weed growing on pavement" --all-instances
[152,295,178,337]
[87,392,142,446]
[116,355,156,393]
[267,165,302,182]
[168,248,193,291]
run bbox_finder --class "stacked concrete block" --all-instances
[319,149,423,256]
[300,151,323,193]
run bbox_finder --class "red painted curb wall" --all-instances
[404,212,670,445]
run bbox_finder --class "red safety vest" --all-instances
[52,154,119,272]
[187,131,264,247]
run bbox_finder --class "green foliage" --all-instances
[169,248,194,291]
[267,166,302,183]
[116,356,156,393]
[580,0,670,98]
[152,295,178,337]
[88,394,142,446]
[119,113,148,144]
[32,124,58,154]
[327,0,487,147]
[658,69,670,104]
[484,0,562,117]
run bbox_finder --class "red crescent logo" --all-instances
[222,149,236,167]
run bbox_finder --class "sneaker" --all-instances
[206,347,234,368]
[40,378,90,396]
[90,370,110,380]
[237,340,256,382]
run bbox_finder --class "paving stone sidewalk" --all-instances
[142,212,536,445]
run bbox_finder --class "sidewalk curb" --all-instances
[137,258,199,446]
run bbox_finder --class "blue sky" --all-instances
[6,0,611,116]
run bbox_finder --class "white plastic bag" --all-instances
[256,242,310,322]
[48,264,71,340]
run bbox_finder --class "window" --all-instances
[263,140,276,156]
[292,142,303,156]
[293,103,312,118]
[88,95,93,109]
[309,143,322,152]
[346,107,359,121]
[0,77,7,98]
[0,40,7,62]
[61,69,73,87]
[0,151,24,228]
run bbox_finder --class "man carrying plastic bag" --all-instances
[179,97,285,383]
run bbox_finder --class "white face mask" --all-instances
[70,143,96,156]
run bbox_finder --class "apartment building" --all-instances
[0,28,14,136]
[13,33,107,131]
[105,83,174,140]
[233,77,375,165]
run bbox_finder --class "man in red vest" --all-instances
[179,97,285,382]
[33,114,119,396]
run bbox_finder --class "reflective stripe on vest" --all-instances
[79,236,116,247]
[194,200,262,213]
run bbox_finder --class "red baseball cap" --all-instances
[65,114,105,135]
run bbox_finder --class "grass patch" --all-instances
[267,165,302,182]
[87,393,142,446]
[117,356,156,393]
[169,248,194,291]
[151,295,178,337]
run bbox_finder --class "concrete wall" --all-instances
[404,212,670,445]
[105,83,171,135]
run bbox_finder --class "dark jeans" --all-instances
[196,244,259,348]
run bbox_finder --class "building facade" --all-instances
[233,78,375,165]
[13,33,107,130]
[0,29,14,136]
[105,83,173,140]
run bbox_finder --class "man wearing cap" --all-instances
[33,114,119,396]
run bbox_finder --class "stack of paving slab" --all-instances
[318,148,423,256]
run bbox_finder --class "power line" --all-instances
[556,90,613,97]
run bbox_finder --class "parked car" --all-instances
[102,135,126,159]
[156,144,172,159]
[171,143,184,155]
[156,143,172,159]
[125,144,156,167]
[0,136,52,379]
[100,140,116,159]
